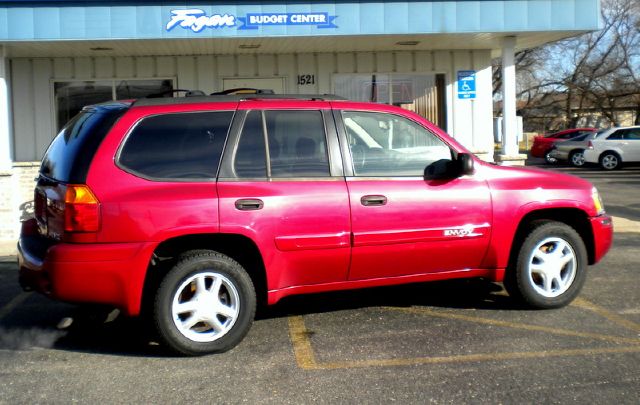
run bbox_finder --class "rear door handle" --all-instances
[360,195,387,206]
[235,199,264,211]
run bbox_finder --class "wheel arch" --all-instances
[599,149,622,161]
[508,208,596,269]
[140,233,267,317]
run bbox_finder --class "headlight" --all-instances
[592,187,605,215]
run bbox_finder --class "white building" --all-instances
[0,0,602,242]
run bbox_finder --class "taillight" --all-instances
[587,141,593,149]
[64,185,100,232]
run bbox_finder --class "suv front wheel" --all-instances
[505,221,587,309]
[153,251,256,356]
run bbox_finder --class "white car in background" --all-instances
[583,126,640,170]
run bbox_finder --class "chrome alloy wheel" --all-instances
[571,151,585,166]
[601,154,619,170]
[171,272,240,343]
[526,237,577,298]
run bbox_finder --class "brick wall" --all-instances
[0,162,39,242]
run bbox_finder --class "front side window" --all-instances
[119,111,233,180]
[342,111,451,176]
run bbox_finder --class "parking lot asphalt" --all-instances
[1,163,639,404]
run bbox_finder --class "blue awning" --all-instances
[0,1,601,41]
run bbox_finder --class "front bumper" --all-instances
[18,222,155,316]
[590,214,613,264]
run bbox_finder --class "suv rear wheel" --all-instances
[505,221,587,309]
[153,250,256,355]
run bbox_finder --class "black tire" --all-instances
[569,150,585,167]
[505,221,587,309]
[599,151,621,170]
[544,151,557,164]
[153,250,256,356]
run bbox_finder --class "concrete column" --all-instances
[0,45,12,171]
[497,36,526,165]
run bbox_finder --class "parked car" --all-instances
[583,126,640,170]
[18,95,613,356]
[547,131,604,167]
[531,128,597,163]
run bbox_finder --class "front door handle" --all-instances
[361,195,387,206]
[235,199,264,211]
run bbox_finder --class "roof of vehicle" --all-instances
[81,101,132,113]
[544,127,597,137]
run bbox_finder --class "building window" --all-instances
[54,79,174,130]
[332,74,446,130]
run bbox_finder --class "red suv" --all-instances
[18,95,613,355]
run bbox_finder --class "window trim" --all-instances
[220,108,341,181]
[115,109,235,182]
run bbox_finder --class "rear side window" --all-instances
[233,110,330,178]
[119,111,233,180]
[40,108,126,183]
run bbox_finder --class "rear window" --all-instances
[118,111,234,180]
[40,108,126,183]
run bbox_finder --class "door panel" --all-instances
[218,181,351,290]
[336,108,492,280]
[347,178,491,280]
[218,103,351,292]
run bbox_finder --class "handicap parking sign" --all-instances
[457,70,476,99]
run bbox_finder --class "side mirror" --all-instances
[458,152,474,176]
[424,153,474,180]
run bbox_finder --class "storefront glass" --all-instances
[54,79,174,130]
[333,73,446,130]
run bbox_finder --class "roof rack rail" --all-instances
[133,93,347,107]
[210,88,275,95]
[145,89,207,98]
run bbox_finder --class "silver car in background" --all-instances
[548,130,606,167]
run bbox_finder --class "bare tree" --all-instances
[495,0,640,132]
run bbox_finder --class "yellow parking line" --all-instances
[288,316,320,370]
[288,300,640,370]
[387,307,640,346]
[312,346,640,370]
[0,292,31,322]
[572,297,640,334]
[287,313,640,370]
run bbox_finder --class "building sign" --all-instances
[167,9,338,33]
[457,70,476,99]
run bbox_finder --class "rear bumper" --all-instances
[530,144,549,158]
[18,227,155,316]
[590,214,613,264]
[548,150,569,160]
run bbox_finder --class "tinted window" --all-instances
[265,110,330,177]
[40,107,126,183]
[625,129,640,140]
[607,130,624,140]
[119,111,232,180]
[234,111,267,178]
[342,111,451,176]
